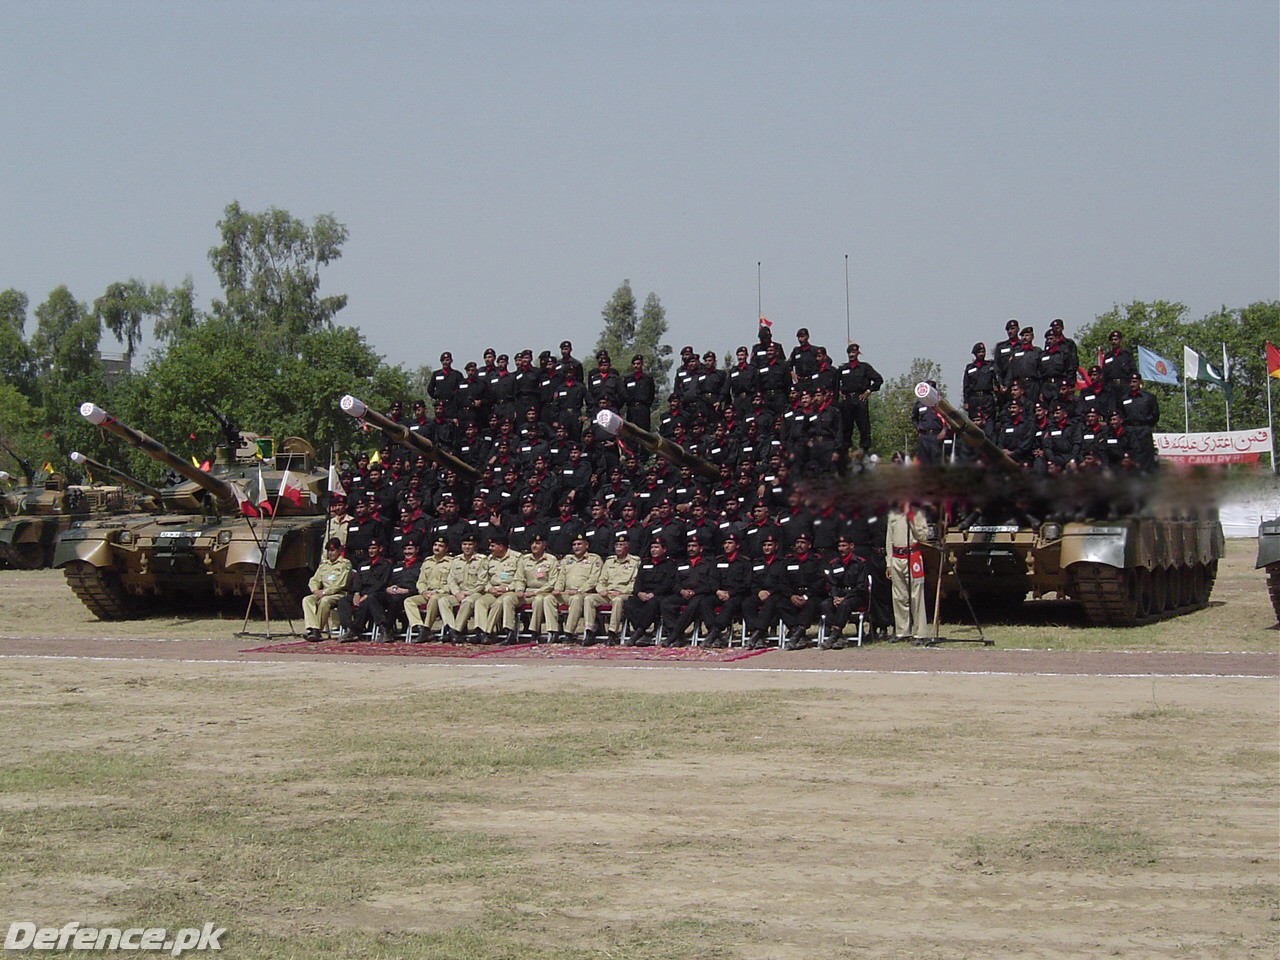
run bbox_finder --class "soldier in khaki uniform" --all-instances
[885,502,930,641]
[403,536,452,642]
[475,533,522,644]
[438,533,489,641]
[560,533,603,641]
[324,497,352,548]
[586,533,641,644]
[517,533,564,641]
[303,538,352,641]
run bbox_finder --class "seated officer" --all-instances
[302,538,352,641]
[404,536,452,642]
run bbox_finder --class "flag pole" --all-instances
[1267,349,1276,474]
[1182,370,1189,434]
[844,254,851,343]
[757,261,762,319]
[1221,341,1231,431]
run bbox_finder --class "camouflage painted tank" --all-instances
[0,465,158,570]
[915,383,1225,627]
[1257,516,1280,623]
[56,404,330,620]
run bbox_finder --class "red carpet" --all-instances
[242,639,767,662]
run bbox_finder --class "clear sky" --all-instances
[3,0,1276,392]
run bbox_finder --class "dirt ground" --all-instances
[0,540,1276,959]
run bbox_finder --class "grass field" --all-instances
[0,658,1275,959]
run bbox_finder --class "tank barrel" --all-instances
[79,403,237,509]
[340,396,480,480]
[914,382,1020,473]
[593,409,721,481]
[69,451,163,501]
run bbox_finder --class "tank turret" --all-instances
[80,403,238,513]
[593,409,721,481]
[340,395,480,480]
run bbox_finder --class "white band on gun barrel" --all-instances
[340,395,368,418]
[70,452,86,464]
[594,409,623,436]
[914,382,939,406]
[80,402,107,425]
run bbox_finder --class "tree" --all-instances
[635,292,673,397]
[207,201,348,349]
[0,289,34,398]
[593,279,638,366]
[870,357,944,460]
[593,279,674,399]
[28,286,108,463]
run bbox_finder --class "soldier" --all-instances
[337,539,392,640]
[557,339,584,384]
[404,536,452,642]
[428,351,463,416]
[726,345,759,419]
[516,533,563,641]
[439,533,489,642]
[302,538,352,641]
[911,382,946,466]
[992,319,1021,399]
[560,533,604,642]
[1119,372,1159,472]
[789,327,819,386]
[1038,328,1073,404]
[704,531,751,647]
[476,532,522,644]
[382,541,423,638]
[962,343,997,419]
[622,539,678,646]
[885,503,930,642]
[624,355,657,431]
[779,531,825,649]
[659,538,717,646]
[1006,327,1042,399]
[743,532,789,648]
[588,534,641,644]
[819,533,872,649]
[587,351,626,411]
[1100,329,1136,402]
[837,343,883,458]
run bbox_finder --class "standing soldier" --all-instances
[1100,330,1136,402]
[993,319,1022,402]
[962,343,997,419]
[1119,372,1160,472]
[404,536,452,643]
[624,355,657,431]
[302,538,352,641]
[885,503,930,642]
[837,343,884,459]
[324,496,352,549]
[911,382,946,466]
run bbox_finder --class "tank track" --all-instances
[1071,562,1213,627]
[247,568,305,621]
[63,561,135,620]
[1267,563,1280,623]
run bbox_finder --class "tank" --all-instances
[55,403,330,620]
[592,409,721,480]
[0,465,157,570]
[1257,517,1280,623]
[915,383,1225,626]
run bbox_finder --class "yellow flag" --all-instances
[191,456,200,468]
[369,450,381,465]
[41,461,53,475]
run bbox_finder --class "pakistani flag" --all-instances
[1183,345,1229,397]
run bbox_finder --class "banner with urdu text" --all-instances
[1154,428,1272,464]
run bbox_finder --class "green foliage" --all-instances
[593,280,674,397]
[0,289,35,397]
[207,201,349,350]
[1077,299,1278,432]
[871,357,943,459]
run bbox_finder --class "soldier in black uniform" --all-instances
[778,531,825,648]
[819,533,872,648]
[1006,327,1042,400]
[1100,330,1136,402]
[658,538,717,645]
[993,319,1021,402]
[337,539,393,639]
[428,352,463,417]
[912,381,946,465]
[789,327,819,387]
[623,539,679,645]
[587,351,625,412]
[382,540,423,638]
[624,355,656,431]
[837,343,883,458]
[962,342,998,419]
[1118,372,1159,472]
[743,532,789,648]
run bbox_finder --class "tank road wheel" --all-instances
[1267,564,1280,623]
[1151,567,1169,615]
[1176,566,1194,609]
[1190,564,1209,607]
[63,561,135,621]
[1132,569,1155,621]
[1203,560,1219,602]
[1070,563,1140,626]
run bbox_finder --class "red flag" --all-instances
[256,463,273,516]
[1267,341,1280,380]
[1075,365,1090,392]
[278,469,306,508]
[1096,346,1105,369]
[758,316,772,328]
[232,481,259,518]
[909,545,925,580]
